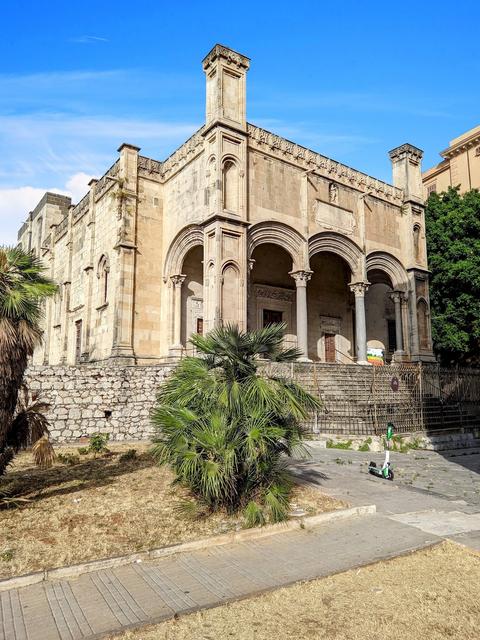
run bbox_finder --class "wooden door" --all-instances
[324,333,336,363]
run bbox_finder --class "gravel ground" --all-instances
[0,443,345,579]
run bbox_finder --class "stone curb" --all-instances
[0,504,375,592]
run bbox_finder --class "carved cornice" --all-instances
[137,127,205,182]
[248,124,403,204]
[389,144,423,165]
[441,130,480,159]
[202,44,250,71]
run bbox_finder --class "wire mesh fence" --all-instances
[261,362,480,435]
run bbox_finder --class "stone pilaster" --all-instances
[290,270,312,361]
[81,178,98,362]
[349,282,370,365]
[110,143,140,364]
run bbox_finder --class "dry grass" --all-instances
[111,541,480,640]
[0,443,345,579]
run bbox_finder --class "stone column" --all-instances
[390,291,405,357]
[170,274,186,350]
[290,270,312,361]
[350,282,369,365]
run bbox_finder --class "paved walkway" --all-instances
[1,446,480,640]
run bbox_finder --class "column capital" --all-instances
[289,270,313,286]
[170,274,186,287]
[390,290,408,303]
[349,281,370,297]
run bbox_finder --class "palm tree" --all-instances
[151,323,320,525]
[0,247,57,475]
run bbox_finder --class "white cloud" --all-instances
[0,172,97,246]
[69,36,109,44]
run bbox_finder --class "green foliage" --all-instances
[118,448,137,462]
[0,247,57,476]
[151,323,320,524]
[326,439,353,450]
[78,447,89,455]
[358,440,370,452]
[88,433,110,456]
[57,452,80,466]
[425,187,480,364]
[0,549,14,562]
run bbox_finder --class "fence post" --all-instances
[419,361,424,431]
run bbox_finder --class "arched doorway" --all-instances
[249,243,296,349]
[180,244,204,350]
[308,252,354,363]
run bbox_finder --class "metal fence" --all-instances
[262,362,480,435]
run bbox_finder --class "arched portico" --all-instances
[163,224,204,279]
[248,221,307,271]
[366,252,409,362]
[164,225,204,354]
[248,242,298,350]
[309,232,364,281]
[308,234,368,363]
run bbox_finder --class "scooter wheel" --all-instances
[387,470,394,481]
[369,461,376,468]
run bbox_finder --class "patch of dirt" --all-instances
[111,541,480,640]
[0,443,344,579]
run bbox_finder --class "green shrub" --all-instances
[88,433,110,456]
[358,441,370,452]
[78,447,89,455]
[57,452,80,466]
[151,324,320,525]
[327,439,352,450]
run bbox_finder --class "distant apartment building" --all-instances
[422,125,480,197]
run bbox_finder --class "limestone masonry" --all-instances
[18,44,435,366]
[423,124,480,196]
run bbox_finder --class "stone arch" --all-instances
[416,296,431,350]
[164,224,204,278]
[413,223,422,263]
[309,232,363,278]
[366,251,408,291]
[248,221,306,270]
[222,157,239,213]
[221,260,241,326]
[97,254,110,305]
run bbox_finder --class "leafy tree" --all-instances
[0,247,57,475]
[151,323,320,525]
[425,187,480,365]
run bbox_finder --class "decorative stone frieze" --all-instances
[248,123,404,204]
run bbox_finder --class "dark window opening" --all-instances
[387,319,397,353]
[263,309,283,327]
[196,318,204,335]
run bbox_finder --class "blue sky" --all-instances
[1,0,479,244]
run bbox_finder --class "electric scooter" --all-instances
[368,423,394,481]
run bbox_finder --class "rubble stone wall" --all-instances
[25,365,174,442]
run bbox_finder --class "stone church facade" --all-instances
[18,45,435,367]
